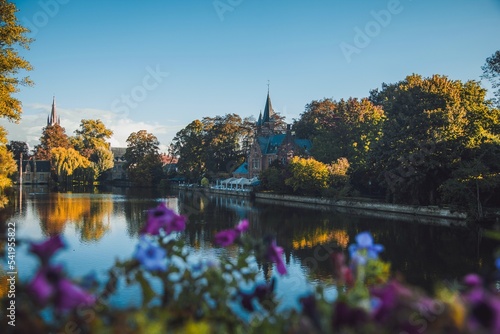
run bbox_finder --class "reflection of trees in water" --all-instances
[177,193,493,292]
[36,193,113,242]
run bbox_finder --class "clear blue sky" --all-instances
[4,0,500,151]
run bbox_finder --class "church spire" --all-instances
[262,89,273,124]
[47,96,60,126]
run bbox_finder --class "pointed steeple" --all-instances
[262,90,274,123]
[47,96,60,126]
[256,111,262,127]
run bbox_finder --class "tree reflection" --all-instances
[37,193,112,242]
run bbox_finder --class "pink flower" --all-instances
[215,229,239,247]
[27,265,62,306]
[142,203,186,235]
[29,235,65,264]
[214,220,250,247]
[267,240,287,275]
[235,219,249,234]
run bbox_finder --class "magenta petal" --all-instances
[235,219,249,234]
[27,269,57,306]
[29,235,65,263]
[267,241,287,275]
[214,229,238,247]
[55,278,96,310]
[142,203,186,235]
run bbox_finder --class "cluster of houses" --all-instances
[16,91,311,186]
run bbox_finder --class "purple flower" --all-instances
[134,237,167,272]
[267,240,287,275]
[55,278,96,310]
[27,265,95,311]
[214,220,250,247]
[27,265,62,306]
[142,203,186,236]
[332,301,369,330]
[348,231,384,264]
[234,219,249,234]
[214,229,238,247]
[29,235,65,263]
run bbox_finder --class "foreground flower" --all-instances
[134,237,167,272]
[267,239,287,275]
[214,229,238,247]
[27,265,95,310]
[348,231,384,265]
[29,235,65,264]
[142,203,186,235]
[214,219,250,247]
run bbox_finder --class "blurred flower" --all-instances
[27,265,62,306]
[348,231,384,265]
[332,301,369,331]
[134,237,167,272]
[214,219,249,247]
[29,235,65,264]
[267,239,287,275]
[234,219,249,234]
[55,278,96,310]
[27,265,95,311]
[214,229,238,247]
[142,203,186,235]
[331,252,354,286]
[237,279,275,312]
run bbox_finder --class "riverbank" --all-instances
[174,185,469,224]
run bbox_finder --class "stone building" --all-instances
[245,91,312,178]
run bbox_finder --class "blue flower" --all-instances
[348,231,384,264]
[134,237,167,272]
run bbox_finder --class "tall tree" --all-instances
[124,130,163,186]
[0,128,16,207]
[171,120,206,182]
[0,0,33,122]
[51,147,91,185]
[0,0,33,205]
[34,124,72,160]
[369,74,498,205]
[71,119,114,180]
[482,50,500,108]
[7,140,28,160]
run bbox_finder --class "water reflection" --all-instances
[4,187,497,306]
[34,193,111,242]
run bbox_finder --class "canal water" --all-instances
[3,186,497,310]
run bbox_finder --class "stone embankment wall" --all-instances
[254,192,467,221]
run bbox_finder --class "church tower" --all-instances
[256,87,275,136]
[47,96,60,126]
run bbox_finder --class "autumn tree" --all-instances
[124,130,163,186]
[51,147,91,185]
[34,124,72,160]
[482,50,500,108]
[71,119,114,180]
[285,156,330,196]
[0,0,33,204]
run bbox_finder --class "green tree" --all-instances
[482,50,500,108]
[171,120,206,182]
[7,140,29,160]
[124,130,163,186]
[72,119,114,180]
[285,156,330,195]
[259,160,292,194]
[34,124,72,160]
[369,74,497,205]
[50,147,91,185]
